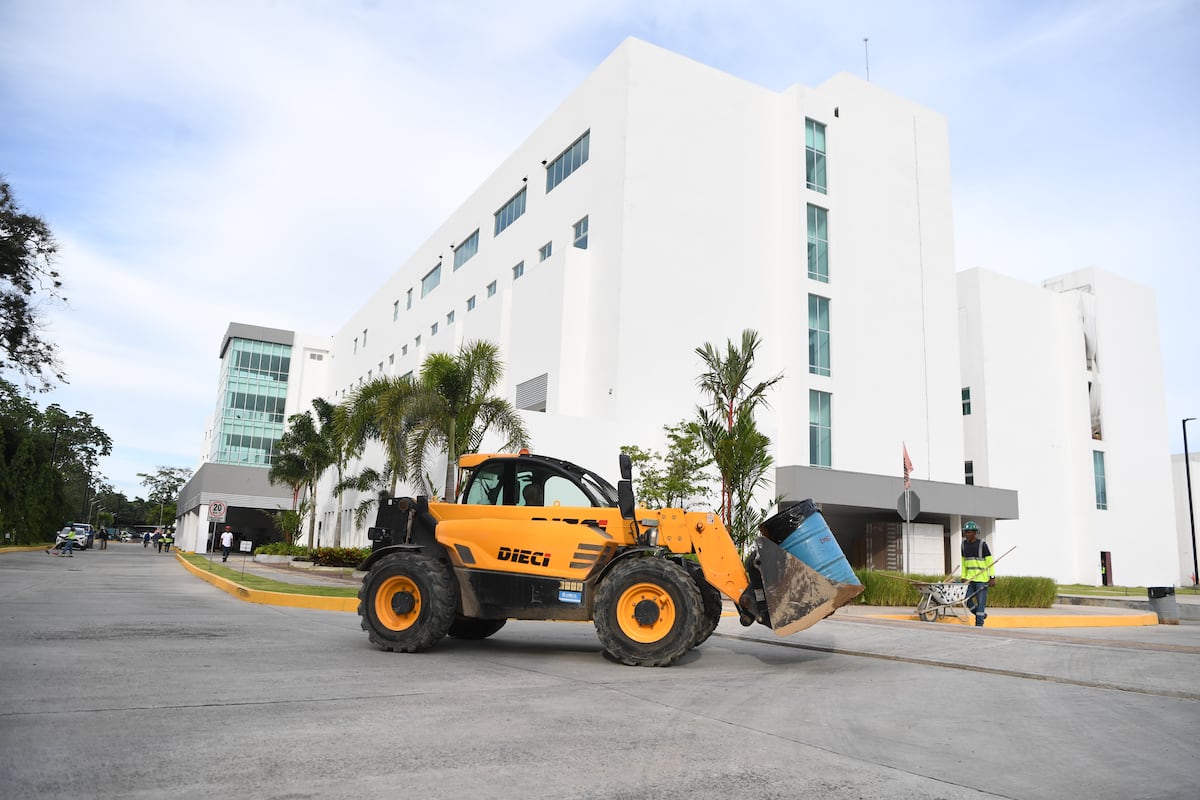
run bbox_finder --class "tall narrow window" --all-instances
[353,337,358,354]
[962,387,972,415]
[406,288,413,310]
[1093,450,1107,510]
[393,300,399,321]
[546,130,590,192]
[494,187,527,236]
[807,205,829,282]
[539,241,552,261]
[362,329,368,348]
[805,118,827,194]
[808,294,830,376]
[512,261,525,280]
[573,216,589,249]
[486,281,497,298]
[466,295,476,311]
[453,230,479,269]
[431,322,438,336]
[421,264,441,297]
[964,460,974,485]
[446,310,455,325]
[809,390,832,468]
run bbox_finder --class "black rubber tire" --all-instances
[692,575,724,648]
[447,617,508,640]
[917,595,937,622]
[358,552,456,652]
[594,557,702,667]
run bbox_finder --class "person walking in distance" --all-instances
[961,521,995,627]
[220,525,234,562]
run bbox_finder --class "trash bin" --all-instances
[1147,586,1180,625]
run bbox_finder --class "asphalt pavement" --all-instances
[2,544,1197,800]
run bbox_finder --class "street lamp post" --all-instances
[1184,418,1198,588]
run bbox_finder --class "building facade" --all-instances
[182,39,1180,587]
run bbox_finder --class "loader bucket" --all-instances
[754,503,863,636]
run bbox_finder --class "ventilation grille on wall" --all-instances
[515,373,548,412]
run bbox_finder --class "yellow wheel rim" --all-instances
[616,581,675,643]
[375,575,421,631]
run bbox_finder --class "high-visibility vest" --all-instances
[961,538,994,582]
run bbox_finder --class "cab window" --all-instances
[464,462,506,505]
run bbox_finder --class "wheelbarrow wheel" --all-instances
[917,594,937,622]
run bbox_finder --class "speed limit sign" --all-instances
[207,501,228,522]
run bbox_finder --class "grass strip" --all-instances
[180,553,358,598]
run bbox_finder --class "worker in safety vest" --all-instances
[161,531,174,552]
[63,528,77,557]
[961,521,995,626]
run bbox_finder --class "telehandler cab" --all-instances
[357,451,863,666]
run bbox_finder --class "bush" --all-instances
[853,569,1056,608]
[254,542,310,557]
[310,547,372,567]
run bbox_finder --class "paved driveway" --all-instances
[2,548,1196,799]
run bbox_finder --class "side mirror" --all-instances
[619,452,632,481]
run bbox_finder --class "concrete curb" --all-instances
[867,612,1160,628]
[176,552,358,612]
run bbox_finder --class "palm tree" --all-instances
[406,340,531,499]
[694,329,782,542]
[271,410,331,549]
[344,375,421,497]
[316,397,364,548]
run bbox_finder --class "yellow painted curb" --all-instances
[871,613,1159,628]
[0,544,57,553]
[176,552,358,612]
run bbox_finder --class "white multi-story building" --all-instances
[179,38,1180,587]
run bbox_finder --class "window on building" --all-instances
[516,373,548,412]
[309,353,323,361]
[367,370,372,380]
[539,241,552,262]
[964,460,974,486]
[447,310,455,325]
[1093,450,1107,510]
[388,353,394,366]
[406,288,413,310]
[402,344,408,356]
[401,370,413,381]
[467,295,476,311]
[808,294,830,376]
[362,329,368,348]
[962,387,972,415]
[487,281,497,298]
[807,205,829,282]
[431,322,439,336]
[573,216,589,249]
[805,118,827,194]
[512,261,525,280]
[414,335,421,349]
[353,337,358,354]
[454,230,479,269]
[494,187,527,236]
[546,129,590,193]
[393,300,399,321]
[421,265,441,297]
[809,390,832,468]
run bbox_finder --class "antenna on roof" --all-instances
[863,37,870,82]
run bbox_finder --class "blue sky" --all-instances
[1,0,1196,499]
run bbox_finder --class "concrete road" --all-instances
[2,547,1196,800]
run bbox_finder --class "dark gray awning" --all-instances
[776,465,1018,520]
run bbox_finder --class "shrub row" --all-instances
[852,569,1057,608]
[310,547,372,567]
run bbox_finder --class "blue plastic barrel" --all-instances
[760,502,860,585]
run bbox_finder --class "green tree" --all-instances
[344,375,421,497]
[272,408,332,549]
[136,466,193,529]
[406,340,530,499]
[0,179,65,390]
[694,329,782,549]
[621,421,713,510]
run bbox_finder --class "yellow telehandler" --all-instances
[357,451,863,666]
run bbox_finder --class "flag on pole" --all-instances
[903,444,913,489]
